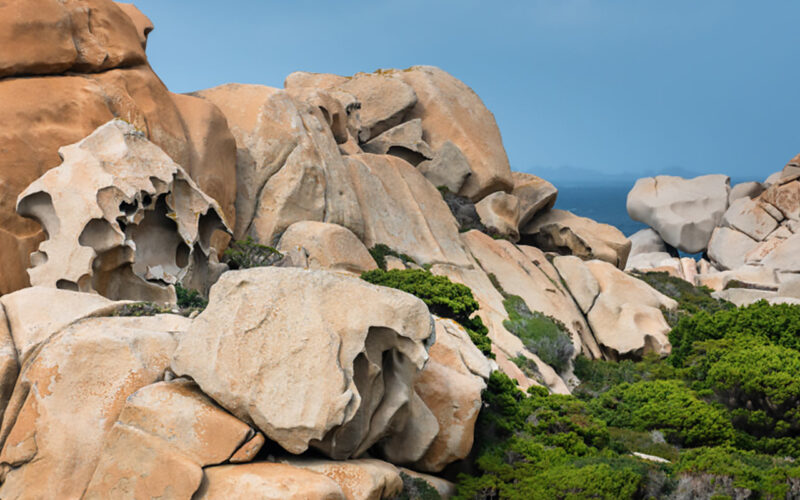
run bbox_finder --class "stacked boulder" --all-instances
[625,163,800,306]
[0,1,685,497]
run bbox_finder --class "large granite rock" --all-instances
[475,192,521,241]
[413,318,491,472]
[628,228,671,258]
[521,209,631,269]
[418,141,473,194]
[343,154,472,267]
[0,0,145,78]
[192,83,361,243]
[627,174,730,253]
[277,221,377,273]
[362,119,433,165]
[0,43,236,296]
[707,227,760,271]
[0,311,186,499]
[721,197,779,241]
[195,463,346,500]
[281,458,402,500]
[554,257,676,360]
[171,267,435,458]
[511,172,558,227]
[84,379,263,499]
[393,66,513,199]
[16,120,229,302]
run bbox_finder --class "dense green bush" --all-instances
[391,472,441,500]
[176,284,207,311]
[669,301,800,367]
[502,295,574,374]
[676,446,800,499]
[572,355,678,400]
[368,244,416,271]
[589,380,735,447]
[223,236,283,269]
[360,269,493,357]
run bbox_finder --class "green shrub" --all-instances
[175,284,207,311]
[669,301,800,367]
[223,236,282,269]
[360,269,492,357]
[572,355,680,400]
[502,295,574,374]
[631,271,733,325]
[368,244,416,271]
[676,446,800,499]
[391,472,441,500]
[114,302,173,317]
[589,380,735,447]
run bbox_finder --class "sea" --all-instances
[554,183,646,237]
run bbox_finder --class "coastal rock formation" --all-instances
[84,379,263,499]
[171,267,434,457]
[277,221,377,274]
[626,174,730,253]
[280,458,402,500]
[554,257,677,360]
[475,192,521,241]
[194,463,346,500]
[511,172,558,227]
[361,119,434,165]
[417,141,473,193]
[521,209,631,269]
[0,313,186,499]
[16,120,229,302]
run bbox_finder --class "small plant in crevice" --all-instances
[390,472,442,500]
[502,295,575,374]
[360,268,493,357]
[113,302,173,317]
[368,243,416,271]
[176,284,208,312]
[223,236,283,269]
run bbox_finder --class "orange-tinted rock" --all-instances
[0,0,145,78]
[115,2,154,50]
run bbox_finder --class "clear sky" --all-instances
[133,0,800,183]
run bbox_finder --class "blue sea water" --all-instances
[553,183,646,237]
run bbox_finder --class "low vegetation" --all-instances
[223,236,283,269]
[454,269,800,499]
[369,243,416,271]
[360,268,493,357]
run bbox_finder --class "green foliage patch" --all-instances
[631,270,733,325]
[368,244,416,271]
[360,269,493,357]
[223,236,283,269]
[502,295,574,374]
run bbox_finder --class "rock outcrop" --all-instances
[417,141,473,194]
[171,267,435,458]
[277,221,377,273]
[521,209,631,269]
[16,120,229,302]
[511,172,558,227]
[195,463,346,500]
[627,174,730,253]
[475,192,521,241]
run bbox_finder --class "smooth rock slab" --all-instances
[194,463,346,500]
[277,221,377,273]
[171,267,434,457]
[627,174,730,253]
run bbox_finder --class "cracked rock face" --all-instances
[171,267,435,458]
[16,120,230,302]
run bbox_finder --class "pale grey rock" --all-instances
[626,174,730,253]
[722,197,779,241]
[729,181,764,204]
[707,227,759,271]
[511,172,557,227]
[628,228,670,257]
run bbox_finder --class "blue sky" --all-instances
[134,1,800,182]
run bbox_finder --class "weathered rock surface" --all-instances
[282,458,402,500]
[0,306,17,427]
[0,313,185,499]
[1,52,236,296]
[554,257,676,360]
[362,119,433,165]
[721,197,779,241]
[628,228,671,258]
[343,153,472,267]
[760,176,800,221]
[84,378,262,499]
[729,181,764,204]
[413,318,491,472]
[400,468,457,499]
[277,221,377,273]
[393,66,513,199]
[17,120,229,302]
[171,267,434,458]
[522,209,631,269]
[0,0,145,78]
[418,141,473,194]
[707,227,760,271]
[511,172,558,227]
[627,174,730,253]
[192,83,360,243]
[195,463,346,500]
[475,192,521,241]
[115,2,154,49]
